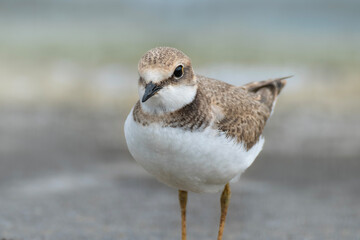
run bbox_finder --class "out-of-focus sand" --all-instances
[0,104,359,239]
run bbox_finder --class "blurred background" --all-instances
[0,0,359,239]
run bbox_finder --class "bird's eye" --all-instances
[173,65,184,78]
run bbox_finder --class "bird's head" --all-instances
[137,47,197,114]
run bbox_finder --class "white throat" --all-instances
[139,84,197,114]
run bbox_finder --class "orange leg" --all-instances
[178,190,188,240]
[217,183,231,240]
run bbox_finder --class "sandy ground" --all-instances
[0,107,359,240]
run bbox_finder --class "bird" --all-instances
[124,47,288,240]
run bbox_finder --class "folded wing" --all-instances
[198,76,289,150]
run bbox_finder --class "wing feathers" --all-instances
[242,76,290,110]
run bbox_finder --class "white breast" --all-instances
[124,109,264,193]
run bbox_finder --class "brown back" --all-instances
[197,76,289,150]
[133,75,288,150]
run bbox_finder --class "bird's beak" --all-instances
[142,82,163,103]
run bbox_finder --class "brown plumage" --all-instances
[242,76,288,110]
[199,75,288,149]
[138,46,191,74]
[127,47,289,240]
[133,73,289,150]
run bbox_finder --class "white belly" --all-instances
[124,109,264,193]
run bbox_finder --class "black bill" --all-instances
[142,82,163,102]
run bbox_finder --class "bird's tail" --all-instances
[243,76,291,112]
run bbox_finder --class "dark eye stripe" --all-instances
[139,77,146,86]
[156,65,193,88]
